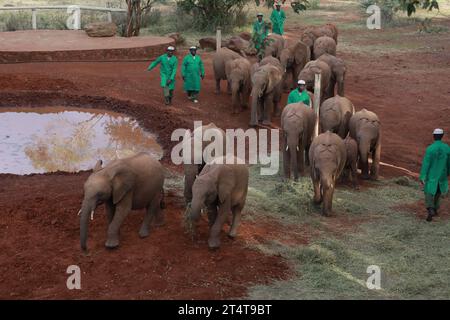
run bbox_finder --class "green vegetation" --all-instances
[243,165,450,299]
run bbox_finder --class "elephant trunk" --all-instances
[231,81,241,112]
[79,199,95,251]
[250,87,260,126]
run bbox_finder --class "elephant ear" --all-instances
[267,66,283,93]
[294,42,309,65]
[93,160,103,173]
[111,166,136,205]
[217,166,235,204]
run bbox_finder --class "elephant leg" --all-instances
[207,203,218,227]
[258,98,264,123]
[312,176,322,204]
[228,205,243,239]
[263,94,274,125]
[298,140,305,176]
[208,199,231,249]
[322,185,335,216]
[370,143,381,180]
[227,80,232,95]
[305,143,311,167]
[351,162,359,190]
[215,79,221,94]
[105,193,133,249]
[105,200,116,224]
[283,142,291,180]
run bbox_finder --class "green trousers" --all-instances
[425,186,441,210]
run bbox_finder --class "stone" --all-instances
[84,22,117,37]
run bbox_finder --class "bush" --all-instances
[0,11,32,31]
[141,8,163,28]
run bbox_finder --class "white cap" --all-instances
[189,46,197,50]
[433,128,444,135]
[257,13,263,16]
[298,80,306,85]
[167,46,175,51]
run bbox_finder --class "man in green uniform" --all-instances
[419,128,450,222]
[252,13,269,59]
[181,46,205,103]
[270,2,286,36]
[147,46,178,105]
[287,80,311,106]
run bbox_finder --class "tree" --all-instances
[125,0,165,37]
[399,0,439,16]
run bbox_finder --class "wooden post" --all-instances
[107,11,112,23]
[32,9,37,30]
[216,27,221,52]
[314,73,321,137]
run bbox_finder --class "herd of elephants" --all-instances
[78,23,381,251]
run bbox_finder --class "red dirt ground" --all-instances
[0,17,449,299]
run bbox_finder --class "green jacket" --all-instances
[419,140,450,195]
[181,54,205,92]
[147,54,178,90]
[252,20,269,50]
[287,89,311,106]
[270,9,286,35]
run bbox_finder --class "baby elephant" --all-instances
[79,153,165,251]
[187,156,249,249]
[309,131,347,216]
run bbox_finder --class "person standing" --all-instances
[287,80,311,106]
[419,128,450,222]
[270,2,286,36]
[147,46,178,105]
[252,13,269,58]
[181,46,205,103]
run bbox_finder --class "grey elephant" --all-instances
[225,36,257,57]
[281,102,316,180]
[250,58,284,126]
[264,33,286,59]
[302,24,339,59]
[79,153,165,251]
[260,56,284,116]
[187,155,249,249]
[342,136,359,189]
[298,60,332,103]
[280,40,311,91]
[183,123,226,204]
[349,109,381,180]
[320,95,355,139]
[318,53,346,96]
[313,36,336,59]
[225,57,252,113]
[213,47,242,94]
[309,131,347,216]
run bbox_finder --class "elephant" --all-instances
[298,60,332,103]
[187,155,249,249]
[342,136,359,189]
[238,31,252,41]
[263,33,286,59]
[199,37,227,51]
[225,57,252,113]
[250,59,284,127]
[320,95,355,139]
[313,36,336,59]
[79,153,165,251]
[184,123,226,204]
[226,36,257,57]
[309,131,347,216]
[317,53,347,96]
[302,24,339,58]
[213,47,242,94]
[259,56,284,116]
[280,40,311,91]
[349,109,381,180]
[281,102,317,180]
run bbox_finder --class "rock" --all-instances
[85,22,117,37]
[166,32,185,45]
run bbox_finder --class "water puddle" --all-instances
[0,107,163,175]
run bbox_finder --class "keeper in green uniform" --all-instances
[287,80,311,106]
[270,2,286,36]
[253,13,269,57]
[147,46,178,105]
[419,128,450,222]
[181,46,205,103]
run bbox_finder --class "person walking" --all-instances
[252,13,269,59]
[270,2,286,36]
[287,80,311,106]
[419,128,450,222]
[181,46,205,103]
[147,46,178,105]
